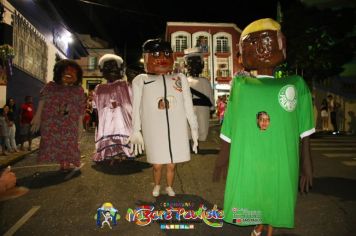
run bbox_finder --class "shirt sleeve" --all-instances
[297,77,316,138]
[131,74,145,132]
[220,80,236,143]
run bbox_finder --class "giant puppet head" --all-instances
[239,18,286,74]
[53,59,83,86]
[98,54,126,82]
[184,47,204,77]
[142,38,174,75]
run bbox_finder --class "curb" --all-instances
[0,137,41,169]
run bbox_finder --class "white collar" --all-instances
[256,75,274,78]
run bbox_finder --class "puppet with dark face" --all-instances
[99,55,126,82]
[129,38,198,198]
[185,50,204,77]
[214,19,315,236]
[91,54,135,164]
[184,48,214,142]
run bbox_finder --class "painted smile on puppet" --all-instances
[62,66,78,85]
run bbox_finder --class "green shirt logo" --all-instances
[278,85,297,112]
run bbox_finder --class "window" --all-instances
[88,56,97,70]
[202,57,210,78]
[196,36,209,53]
[216,58,230,77]
[175,35,188,52]
[216,36,229,53]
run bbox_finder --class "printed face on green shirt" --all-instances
[257,111,270,131]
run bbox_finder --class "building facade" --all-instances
[165,22,242,101]
[74,34,116,95]
[0,0,87,107]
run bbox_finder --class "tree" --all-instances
[280,1,356,85]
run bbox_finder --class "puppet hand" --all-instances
[126,131,145,156]
[0,166,16,193]
[30,115,41,133]
[299,161,313,194]
[191,129,199,154]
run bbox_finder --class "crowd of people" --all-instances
[319,94,340,133]
[0,96,34,155]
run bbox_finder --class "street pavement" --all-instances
[0,121,355,236]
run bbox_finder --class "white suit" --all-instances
[187,76,214,141]
[132,73,198,164]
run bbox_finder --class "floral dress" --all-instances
[38,82,85,166]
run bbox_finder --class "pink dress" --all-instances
[38,82,85,166]
[92,80,134,161]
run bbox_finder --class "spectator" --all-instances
[2,105,18,152]
[5,98,18,152]
[19,95,35,151]
[320,98,328,131]
[0,108,8,155]
[327,94,339,133]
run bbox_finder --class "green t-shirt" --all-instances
[221,75,315,228]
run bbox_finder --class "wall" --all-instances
[1,0,70,108]
[6,66,44,109]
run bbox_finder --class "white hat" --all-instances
[184,47,203,60]
[98,54,124,69]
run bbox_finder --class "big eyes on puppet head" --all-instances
[142,38,174,75]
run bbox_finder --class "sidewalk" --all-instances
[0,137,41,169]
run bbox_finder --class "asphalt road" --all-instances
[0,122,355,236]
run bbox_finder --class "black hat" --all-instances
[142,38,173,53]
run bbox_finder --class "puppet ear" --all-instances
[277,31,286,59]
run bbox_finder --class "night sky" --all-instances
[44,0,288,67]
[33,0,353,69]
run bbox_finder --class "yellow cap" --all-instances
[241,18,281,38]
[102,202,113,209]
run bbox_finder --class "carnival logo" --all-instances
[95,202,120,229]
[125,204,224,228]
[278,85,297,112]
[232,208,263,225]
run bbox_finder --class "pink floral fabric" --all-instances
[38,81,85,166]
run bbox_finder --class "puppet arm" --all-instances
[213,139,230,182]
[180,74,199,153]
[30,99,45,133]
[126,75,145,155]
[299,136,313,193]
